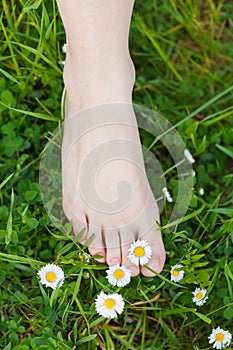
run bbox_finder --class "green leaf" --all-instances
[3,343,12,350]
[223,307,233,320]
[74,228,86,242]
[198,273,210,282]
[24,190,38,201]
[24,217,39,229]
[59,242,75,255]
[193,312,212,324]
[76,334,97,344]
[192,262,209,268]
[83,233,95,247]
[22,0,43,11]
[190,254,206,262]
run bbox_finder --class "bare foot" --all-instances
[61,51,166,277]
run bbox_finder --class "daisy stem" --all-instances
[73,296,90,332]
[144,265,188,289]
[141,311,146,349]
[162,158,185,176]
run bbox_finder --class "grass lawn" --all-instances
[1,0,233,349]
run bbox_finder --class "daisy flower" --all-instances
[95,291,124,319]
[208,326,232,349]
[162,187,173,203]
[170,264,185,282]
[79,252,90,262]
[127,239,152,266]
[192,287,208,306]
[198,188,204,196]
[184,148,195,164]
[62,43,67,53]
[106,264,131,287]
[38,263,64,290]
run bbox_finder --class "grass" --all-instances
[0,0,233,349]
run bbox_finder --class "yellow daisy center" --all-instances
[196,292,203,300]
[134,246,145,257]
[216,333,224,342]
[46,272,56,282]
[113,269,124,280]
[104,298,116,309]
[172,270,179,277]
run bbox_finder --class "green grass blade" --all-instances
[137,15,183,81]
[5,189,14,245]
[0,68,19,84]
[0,173,14,190]
[0,101,59,121]
[215,144,233,159]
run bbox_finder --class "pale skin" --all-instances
[57,0,166,277]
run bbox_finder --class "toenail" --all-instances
[128,265,138,274]
[110,257,119,266]
[150,256,161,271]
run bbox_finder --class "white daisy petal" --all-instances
[127,239,152,266]
[38,263,64,290]
[198,188,204,196]
[208,326,232,349]
[106,265,131,287]
[192,287,208,306]
[62,43,67,53]
[170,264,185,282]
[162,187,173,202]
[95,292,124,319]
[184,149,195,164]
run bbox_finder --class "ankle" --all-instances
[63,51,136,115]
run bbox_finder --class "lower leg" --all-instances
[57,0,166,276]
[57,0,135,115]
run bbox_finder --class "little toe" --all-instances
[72,215,88,241]
[139,227,166,277]
[88,226,105,263]
[120,228,140,277]
[104,228,121,266]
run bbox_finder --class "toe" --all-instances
[139,226,166,277]
[62,196,88,240]
[88,226,105,263]
[72,214,88,241]
[104,228,121,266]
[120,228,140,277]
